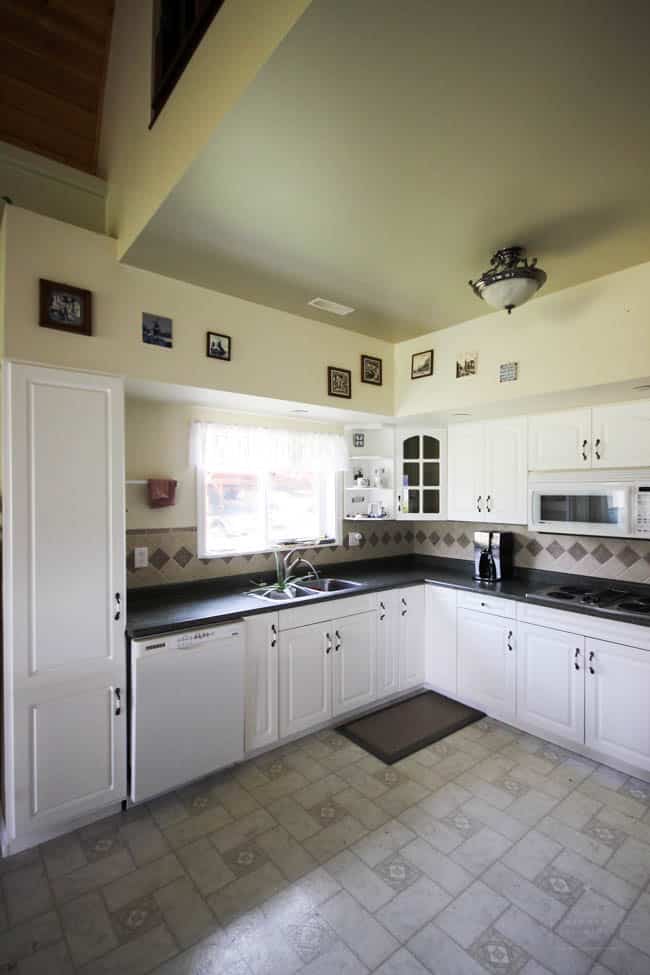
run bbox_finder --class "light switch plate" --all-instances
[134,546,149,569]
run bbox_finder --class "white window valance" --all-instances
[189,421,348,474]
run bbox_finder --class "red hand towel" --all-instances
[147,479,177,508]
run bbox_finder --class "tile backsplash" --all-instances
[127,521,650,588]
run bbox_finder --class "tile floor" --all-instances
[3,719,650,974]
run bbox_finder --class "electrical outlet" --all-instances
[134,546,149,569]
[347,532,363,547]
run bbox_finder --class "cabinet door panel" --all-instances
[457,609,515,721]
[399,586,426,690]
[585,638,650,771]
[426,586,457,696]
[528,408,591,471]
[245,614,279,752]
[447,423,485,521]
[516,624,584,743]
[395,428,446,520]
[332,612,376,717]
[484,417,527,524]
[279,623,331,738]
[591,401,650,468]
[376,591,399,698]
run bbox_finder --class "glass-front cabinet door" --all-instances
[395,428,447,520]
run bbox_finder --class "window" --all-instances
[191,422,345,557]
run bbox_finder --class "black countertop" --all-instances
[125,555,650,639]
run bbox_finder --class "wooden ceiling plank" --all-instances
[0,38,101,113]
[0,5,106,71]
[0,105,95,173]
[0,0,108,53]
[0,73,97,143]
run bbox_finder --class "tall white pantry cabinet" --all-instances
[2,363,126,853]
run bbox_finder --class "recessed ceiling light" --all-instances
[290,408,309,414]
[308,297,355,316]
[453,412,472,416]
[633,384,650,390]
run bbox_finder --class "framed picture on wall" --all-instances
[411,349,433,379]
[39,279,92,336]
[142,312,173,349]
[328,366,352,399]
[206,331,232,361]
[361,354,383,386]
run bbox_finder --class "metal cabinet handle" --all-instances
[574,647,580,671]
[115,687,122,716]
[588,650,595,674]
[486,495,492,513]
[325,633,332,655]
[507,630,513,652]
[379,601,385,610]
[477,495,482,513]
[581,439,589,462]
[270,622,277,648]
[113,592,121,621]
[594,438,601,461]
[335,630,341,652]
[379,613,386,621]
[401,596,407,617]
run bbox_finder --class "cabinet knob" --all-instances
[594,438,601,461]
[486,495,492,513]
[325,633,332,654]
[581,439,589,462]
[477,495,482,513]
[574,647,580,671]
[507,630,513,652]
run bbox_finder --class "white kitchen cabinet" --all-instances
[332,612,377,717]
[457,608,516,722]
[516,624,585,744]
[245,613,279,752]
[376,591,400,698]
[528,408,592,471]
[395,428,447,520]
[5,363,126,847]
[448,417,527,524]
[279,621,332,738]
[591,401,650,469]
[398,586,426,690]
[585,638,650,772]
[425,585,457,696]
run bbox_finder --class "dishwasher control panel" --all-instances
[133,624,243,658]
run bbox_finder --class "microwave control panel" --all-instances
[634,485,650,535]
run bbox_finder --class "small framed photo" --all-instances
[361,354,382,386]
[499,361,518,383]
[411,349,433,379]
[456,352,478,378]
[206,331,231,361]
[142,312,173,349]
[353,432,365,449]
[328,366,352,399]
[39,279,92,335]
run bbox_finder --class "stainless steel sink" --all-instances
[302,578,363,593]
[247,584,316,603]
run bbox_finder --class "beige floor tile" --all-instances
[256,825,317,881]
[303,815,367,863]
[209,808,276,853]
[352,820,417,868]
[154,877,219,948]
[59,891,118,966]
[176,837,235,895]
[102,853,185,913]
[77,924,177,975]
[0,911,62,967]
[266,796,323,842]
[2,863,54,925]
[208,861,288,925]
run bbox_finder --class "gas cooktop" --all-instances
[526,583,650,620]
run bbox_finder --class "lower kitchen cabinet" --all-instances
[585,638,650,772]
[245,613,279,752]
[425,585,457,696]
[457,608,516,722]
[398,586,426,690]
[516,623,585,744]
[332,612,377,717]
[279,621,332,738]
[376,591,400,698]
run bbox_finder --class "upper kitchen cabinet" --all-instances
[448,417,527,524]
[528,408,592,471]
[528,401,650,471]
[395,428,447,520]
[4,363,126,849]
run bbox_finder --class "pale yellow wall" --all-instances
[125,396,342,530]
[3,207,393,413]
[100,0,312,258]
[395,261,650,417]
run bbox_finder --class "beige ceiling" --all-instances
[124,0,650,342]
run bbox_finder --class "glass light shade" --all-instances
[480,276,540,311]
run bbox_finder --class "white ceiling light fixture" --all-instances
[469,246,546,315]
[308,297,355,316]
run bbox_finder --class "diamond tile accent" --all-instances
[173,546,193,568]
[221,842,269,877]
[373,768,406,789]
[405,530,414,544]
[416,530,426,543]
[568,541,588,562]
[526,539,543,556]
[513,538,524,554]
[285,911,337,963]
[369,533,379,547]
[620,777,650,803]
[149,547,170,570]
[307,799,348,828]
[581,819,626,850]
[374,854,421,892]
[112,896,162,943]
[442,811,482,839]
[592,543,613,564]
[382,531,391,545]
[546,539,565,559]
[617,545,640,568]
[457,533,471,549]
[495,777,529,799]
[534,865,585,907]
[443,532,455,547]
[429,531,440,545]
[470,925,530,975]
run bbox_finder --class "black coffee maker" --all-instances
[473,530,513,582]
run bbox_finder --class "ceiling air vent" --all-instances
[308,297,355,316]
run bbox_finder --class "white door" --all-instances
[585,638,650,772]
[332,612,377,717]
[5,364,126,841]
[395,429,447,520]
[279,623,332,738]
[425,585,457,696]
[447,423,485,520]
[483,417,528,524]
[244,613,279,752]
[376,591,399,698]
[457,609,515,721]
[516,624,585,744]
[591,401,650,469]
[527,408,592,471]
[398,586,426,690]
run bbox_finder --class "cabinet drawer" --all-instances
[457,591,516,619]
[279,594,375,630]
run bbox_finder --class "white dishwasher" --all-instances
[130,622,245,803]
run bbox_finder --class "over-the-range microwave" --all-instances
[528,469,650,539]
